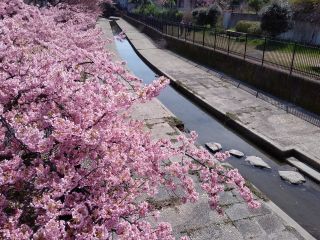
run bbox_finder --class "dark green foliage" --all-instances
[133,4,183,21]
[141,3,157,16]
[192,7,208,25]
[161,9,183,21]
[192,4,222,26]
[260,1,292,36]
[235,20,262,34]
[207,4,222,25]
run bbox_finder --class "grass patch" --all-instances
[167,131,179,136]
[146,196,182,210]
[293,63,320,76]
[245,180,269,202]
[226,112,241,122]
[163,116,184,131]
[308,65,320,74]
[170,138,178,143]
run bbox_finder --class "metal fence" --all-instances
[124,13,320,127]
[127,13,320,80]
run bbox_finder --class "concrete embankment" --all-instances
[116,18,320,183]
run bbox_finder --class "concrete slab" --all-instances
[158,196,228,229]
[268,230,302,240]
[149,122,177,140]
[130,99,173,121]
[225,202,271,221]
[234,218,267,239]
[188,223,244,240]
[287,157,320,183]
[218,191,241,206]
[255,213,286,234]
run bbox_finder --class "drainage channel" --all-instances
[110,21,320,239]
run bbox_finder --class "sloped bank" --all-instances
[123,15,320,117]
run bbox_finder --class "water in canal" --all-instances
[110,21,320,239]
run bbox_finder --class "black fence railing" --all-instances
[127,12,320,81]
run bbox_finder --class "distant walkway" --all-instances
[116,18,320,181]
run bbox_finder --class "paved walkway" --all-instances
[97,19,314,240]
[116,19,320,180]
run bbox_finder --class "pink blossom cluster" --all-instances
[115,31,127,42]
[0,0,259,239]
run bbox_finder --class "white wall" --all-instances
[279,21,320,45]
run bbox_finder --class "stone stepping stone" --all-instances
[245,156,271,169]
[205,142,222,153]
[220,162,233,169]
[109,16,120,21]
[279,171,305,184]
[229,149,244,158]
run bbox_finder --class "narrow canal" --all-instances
[110,21,320,239]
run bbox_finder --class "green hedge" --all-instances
[235,20,262,35]
[132,4,183,22]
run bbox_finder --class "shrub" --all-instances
[142,3,158,16]
[235,20,262,34]
[207,3,222,26]
[235,20,252,32]
[192,4,221,26]
[248,22,262,34]
[192,7,207,25]
[160,8,183,21]
[260,0,292,36]
[182,11,193,24]
[132,5,182,21]
[175,11,184,21]
[132,3,159,17]
[132,7,141,14]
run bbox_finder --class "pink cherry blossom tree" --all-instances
[0,0,259,239]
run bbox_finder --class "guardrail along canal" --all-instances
[110,21,320,239]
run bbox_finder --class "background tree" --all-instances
[207,3,222,25]
[192,3,222,26]
[192,7,208,25]
[248,0,264,13]
[290,0,320,23]
[260,0,292,36]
